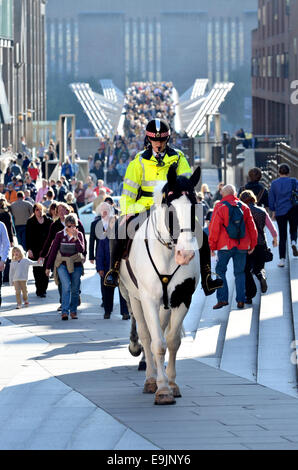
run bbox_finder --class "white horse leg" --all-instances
[159,306,171,333]
[141,296,175,405]
[129,297,157,393]
[165,305,188,398]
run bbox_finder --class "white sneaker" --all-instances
[278,258,286,267]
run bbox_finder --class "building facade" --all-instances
[252,0,298,148]
[0,0,14,149]
[46,0,258,94]
[0,0,47,152]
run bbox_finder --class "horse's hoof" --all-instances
[128,344,142,357]
[170,383,182,398]
[138,360,146,371]
[143,378,157,394]
[154,388,176,405]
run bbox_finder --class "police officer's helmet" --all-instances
[145,119,170,142]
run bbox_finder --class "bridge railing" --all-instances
[260,142,298,190]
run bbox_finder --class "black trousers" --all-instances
[100,276,129,316]
[245,244,266,300]
[276,206,298,259]
[33,265,49,296]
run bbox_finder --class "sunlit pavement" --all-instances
[0,259,298,450]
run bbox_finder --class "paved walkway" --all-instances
[1,262,298,450]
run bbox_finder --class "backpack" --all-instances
[291,178,298,206]
[222,201,246,242]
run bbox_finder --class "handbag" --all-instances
[263,246,273,263]
[291,178,298,206]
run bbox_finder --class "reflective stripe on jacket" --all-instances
[120,147,191,215]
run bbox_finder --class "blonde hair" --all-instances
[11,245,25,260]
[201,184,210,193]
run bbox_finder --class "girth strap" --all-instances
[126,258,138,289]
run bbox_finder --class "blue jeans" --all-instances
[57,264,83,315]
[15,225,27,250]
[216,248,247,303]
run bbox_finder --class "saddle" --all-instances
[121,212,150,289]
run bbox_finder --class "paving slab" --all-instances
[0,263,298,450]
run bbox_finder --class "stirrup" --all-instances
[104,268,119,287]
[202,272,223,296]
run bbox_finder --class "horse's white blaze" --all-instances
[171,194,198,264]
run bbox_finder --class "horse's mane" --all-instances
[153,181,167,205]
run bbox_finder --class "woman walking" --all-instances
[239,190,278,303]
[45,213,85,320]
[26,203,53,297]
[269,163,298,267]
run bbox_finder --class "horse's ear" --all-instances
[189,165,201,189]
[167,163,177,189]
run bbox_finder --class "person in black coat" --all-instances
[26,203,53,297]
[89,212,101,264]
[238,167,269,209]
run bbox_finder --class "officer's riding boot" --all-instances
[199,231,223,296]
[104,238,126,288]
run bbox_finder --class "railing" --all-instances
[276,142,298,178]
[260,142,298,189]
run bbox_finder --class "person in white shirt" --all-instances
[9,245,42,309]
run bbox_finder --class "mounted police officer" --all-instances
[104,119,223,296]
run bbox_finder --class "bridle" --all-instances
[143,193,195,309]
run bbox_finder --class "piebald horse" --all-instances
[119,164,201,405]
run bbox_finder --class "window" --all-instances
[282,53,289,78]
[276,54,281,78]
[267,56,273,77]
[262,56,267,77]
[0,0,13,41]
[251,57,259,77]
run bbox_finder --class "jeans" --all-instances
[216,248,247,303]
[15,225,27,250]
[57,264,83,315]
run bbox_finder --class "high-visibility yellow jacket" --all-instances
[120,146,192,215]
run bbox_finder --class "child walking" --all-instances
[9,246,42,309]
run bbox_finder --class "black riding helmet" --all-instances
[145,119,171,142]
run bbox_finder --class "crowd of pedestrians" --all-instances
[200,164,297,309]
[0,83,297,319]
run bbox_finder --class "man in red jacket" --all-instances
[209,184,258,309]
